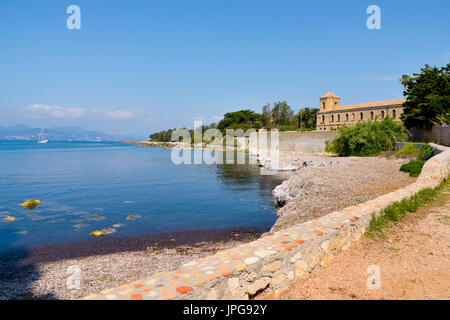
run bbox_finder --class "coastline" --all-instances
[0,145,418,299]
[126,140,249,152]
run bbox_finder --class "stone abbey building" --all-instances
[316,92,405,131]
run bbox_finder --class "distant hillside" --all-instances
[0,124,123,141]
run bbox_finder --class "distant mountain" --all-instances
[0,124,126,141]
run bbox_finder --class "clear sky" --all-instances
[1,0,449,138]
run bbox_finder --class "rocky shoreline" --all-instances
[0,227,264,300]
[268,155,416,232]
[0,146,417,300]
[130,140,248,152]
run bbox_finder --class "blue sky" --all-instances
[0,0,449,138]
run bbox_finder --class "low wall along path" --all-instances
[85,144,450,300]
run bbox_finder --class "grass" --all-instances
[366,178,449,238]
[419,233,432,238]
[437,215,449,225]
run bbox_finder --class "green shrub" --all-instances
[396,142,420,157]
[325,117,409,156]
[400,160,426,177]
[366,179,448,238]
[418,144,434,161]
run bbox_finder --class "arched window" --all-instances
[352,113,355,121]
[331,115,334,122]
[322,115,325,123]
[360,112,364,121]
[392,109,396,119]
[371,111,374,120]
[337,114,340,122]
[381,110,385,119]
[322,102,325,109]
[346,113,349,121]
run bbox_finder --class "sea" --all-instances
[0,140,287,253]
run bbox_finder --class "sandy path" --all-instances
[272,184,450,300]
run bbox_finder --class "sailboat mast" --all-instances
[37,128,48,143]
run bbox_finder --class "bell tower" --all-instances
[320,92,340,111]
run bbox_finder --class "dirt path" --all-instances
[273,183,450,300]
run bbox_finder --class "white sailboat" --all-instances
[37,128,49,144]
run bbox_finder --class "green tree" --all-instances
[149,128,177,142]
[261,103,272,128]
[217,109,263,132]
[400,63,450,130]
[270,101,294,127]
[296,107,319,128]
[398,74,410,90]
[309,108,319,128]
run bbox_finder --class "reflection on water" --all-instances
[216,162,288,191]
[0,141,288,253]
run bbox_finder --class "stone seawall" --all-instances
[249,131,338,155]
[85,144,450,300]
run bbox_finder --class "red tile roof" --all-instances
[337,99,406,110]
[321,92,340,98]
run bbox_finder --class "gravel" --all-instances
[0,228,262,300]
[270,155,416,232]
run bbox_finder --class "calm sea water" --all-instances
[0,140,286,253]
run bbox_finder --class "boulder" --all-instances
[20,199,42,209]
[90,228,116,237]
[3,216,18,221]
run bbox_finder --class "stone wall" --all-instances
[249,131,338,155]
[409,125,450,147]
[85,144,450,300]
